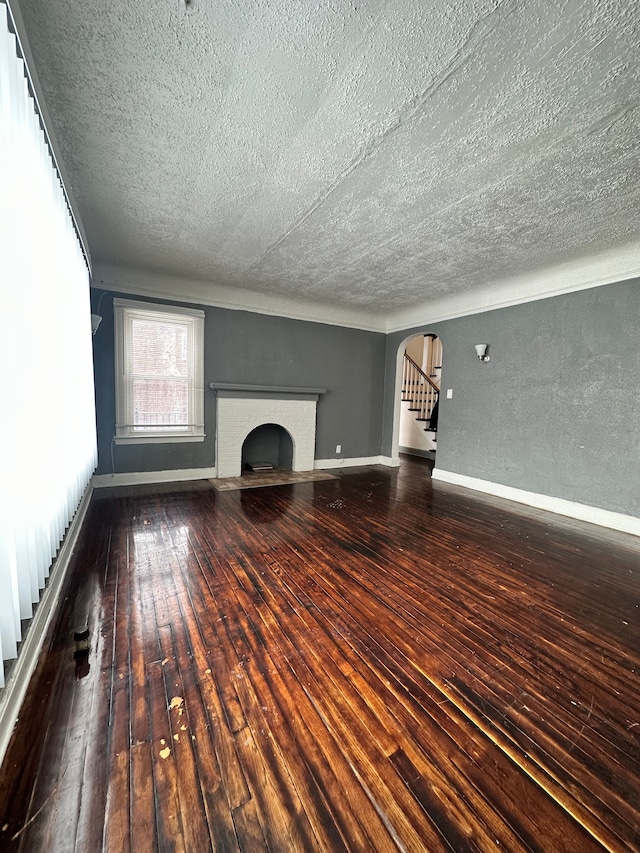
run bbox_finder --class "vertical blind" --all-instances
[0,4,97,687]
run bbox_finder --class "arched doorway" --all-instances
[241,423,294,472]
[397,333,442,461]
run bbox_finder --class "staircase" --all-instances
[402,353,439,436]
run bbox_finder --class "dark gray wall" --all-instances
[92,291,386,475]
[383,280,640,517]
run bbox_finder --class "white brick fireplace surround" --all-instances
[210,384,326,479]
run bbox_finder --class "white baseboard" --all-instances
[380,455,401,467]
[315,455,389,469]
[432,469,640,537]
[0,483,94,769]
[93,467,217,488]
[96,460,402,483]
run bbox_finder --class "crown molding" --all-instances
[384,240,640,332]
[91,263,387,333]
[93,240,640,337]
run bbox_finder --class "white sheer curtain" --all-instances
[0,4,97,687]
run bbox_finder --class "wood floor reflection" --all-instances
[1,458,638,852]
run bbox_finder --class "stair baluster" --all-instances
[402,353,439,432]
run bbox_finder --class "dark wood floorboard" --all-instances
[0,458,639,852]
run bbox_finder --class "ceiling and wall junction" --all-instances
[13,0,640,330]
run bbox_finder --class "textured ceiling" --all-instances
[16,0,640,316]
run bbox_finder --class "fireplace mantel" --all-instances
[209,383,326,400]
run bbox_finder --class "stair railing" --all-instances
[402,353,439,427]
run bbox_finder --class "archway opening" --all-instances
[398,333,442,462]
[241,423,294,472]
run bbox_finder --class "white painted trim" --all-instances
[385,241,640,332]
[93,263,386,333]
[0,484,94,769]
[315,456,389,469]
[114,435,205,445]
[380,455,401,467]
[432,469,640,537]
[112,296,204,318]
[96,460,398,484]
[94,248,640,336]
[390,334,416,464]
[92,467,217,488]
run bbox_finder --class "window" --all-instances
[114,299,205,443]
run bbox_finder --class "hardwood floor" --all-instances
[0,458,638,852]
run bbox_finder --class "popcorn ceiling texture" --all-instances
[17,0,640,313]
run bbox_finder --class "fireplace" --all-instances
[210,384,326,479]
[242,424,294,471]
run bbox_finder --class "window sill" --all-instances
[114,435,206,445]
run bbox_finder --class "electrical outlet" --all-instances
[336,444,341,454]
[446,388,453,399]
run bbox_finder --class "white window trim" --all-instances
[114,298,205,444]
[114,435,205,445]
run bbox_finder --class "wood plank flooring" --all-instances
[0,457,639,852]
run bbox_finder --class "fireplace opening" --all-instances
[241,423,294,473]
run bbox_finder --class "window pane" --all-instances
[114,299,204,442]
[132,378,189,430]
[131,319,188,377]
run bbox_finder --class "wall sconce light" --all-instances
[474,343,490,362]
[90,290,108,336]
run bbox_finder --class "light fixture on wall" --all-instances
[91,290,108,336]
[474,343,490,362]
